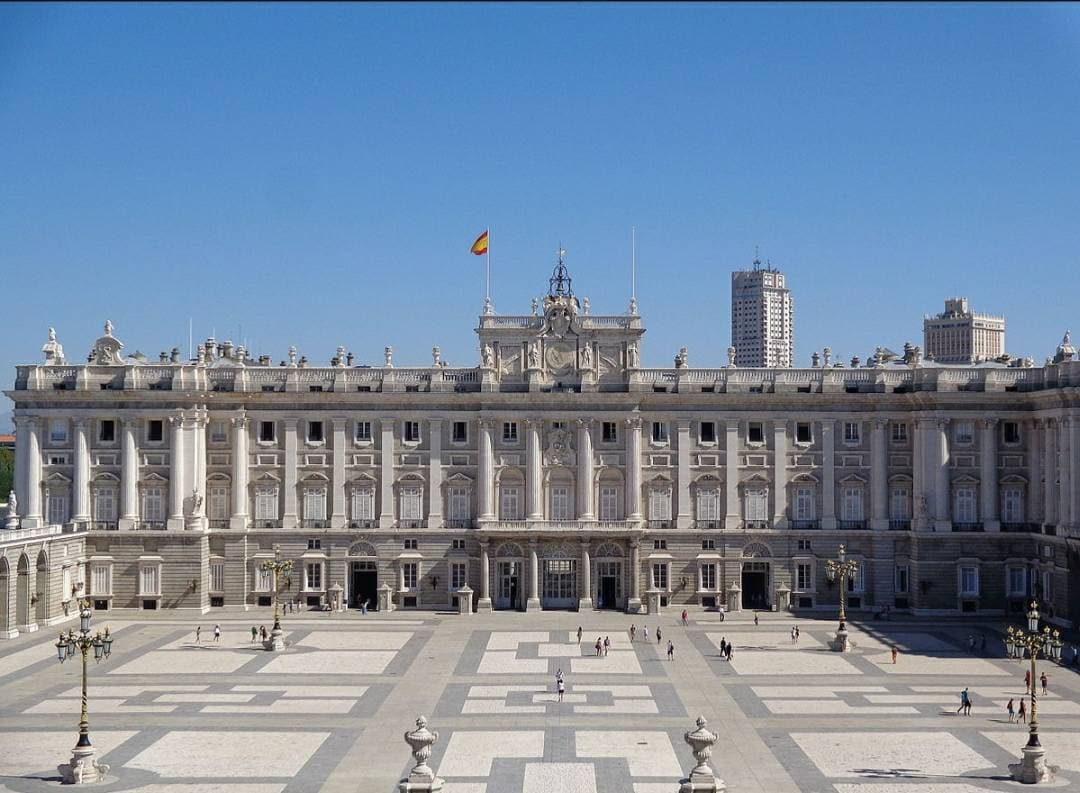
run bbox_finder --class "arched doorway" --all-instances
[493,542,524,610]
[35,550,49,624]
[741,542,772,611]
[346,541,379,610]
[16,554,32,630]
[540,541,578,610]
[0,558,11,637]
[594,542,624,609]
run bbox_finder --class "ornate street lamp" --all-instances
[261,544,293,652]
[824,544,859,652]
[1007,601,1060,784]
[54,600,115,784]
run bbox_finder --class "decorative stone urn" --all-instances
[399,715,444,792]
[679,715,725,792]
[726,581,741,613]
[774,584,791,612]
[58,744,110,785]
[378,582,396,613]
[456,584,473,616]
[646,588,663,615]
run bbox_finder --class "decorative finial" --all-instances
[104,319,114,336]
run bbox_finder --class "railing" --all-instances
[398,519,425,529]
[445,519,472,529]
[348,519,377,529]
[838,520,868,530]
[135,520,167,530]
[0,524,65,544]
[92,521,119,530]
[951,522,984,532]
[695,520,723,530]
[208,519,229,529]
[255,520,278,529]
[790,520,820,530]
[301,519,328,529]
[647,520,672,529]
[1001,522,1040,533]
[889,519,912,531]
[743,520,771,530]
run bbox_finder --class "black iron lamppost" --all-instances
[1005,601,1063,783]
[825,543,859,652]
[261,543,293,651]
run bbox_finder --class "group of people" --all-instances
[717,637,735,661]
[193,624,221,644]
[789,626,801,644]
[593,635,611,657]
[1006,697,1029,723]
[1023,669,1050,696]
[250,625,269,643]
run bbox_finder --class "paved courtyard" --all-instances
[0,609,1078,793]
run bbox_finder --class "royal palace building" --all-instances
[2,260,1079,637]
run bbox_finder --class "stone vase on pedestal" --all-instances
[58,744,109,785]
[726,582,741,613]
[679,716,725,793]
[399,715,444,792]
[456,585,473,616]
[379,582,396,613]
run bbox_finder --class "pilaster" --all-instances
[24,417,43,527]
[820,420,836,530]
[119,417,139,530]
[579,539,593,610]
[380,418,396,529]
[72,418,91,523]
[625,417,643,522]
[724,419,740,529]
[979,418,999,531]
[168,412,186,530]
[230,415,250,529]
[676,418,692,528]
[526,418,543,521]
[1044,419,1057,528]
[526,539,541,611]
[933,418,951,532]
[478,419,495,521]
[283,418,299,529]
[870,418,888,530]
[772,420,789,528]
[331,418,347,528]
[577,418,595,520]
[427,418,443,528]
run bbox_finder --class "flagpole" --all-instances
[486,226,491,305]
[631,226,637,303]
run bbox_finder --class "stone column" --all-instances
[331,418,347,528]
[526,539,541,611]
[380,418,395,529]
[427,418,443,528]
[1028,419,1042,525]
[478,420,495,521]
[477,540,492,611]
[12,416,29,525]
[979,418,999,531]
[579,539,593,609]
[627,540,642,613]
[526,419,543,520]
[626,417,643,521]
[773,420,789,528]
[72,419,91,524]
[119,418,138,529]
[1069,416,1080,529]
[25,417,43,528]
[230,415,249,529]
[934,419,951,531]
[724,419,740,529]
[283,418,299,529]
[676,419,692,528]
[870,418,888,530]
[1044,420,1058,528]
[195,411,207,521]
[1059,417,1072,529]
[168,413,186,529]
[577,419,595,520]
[821,420,837,530]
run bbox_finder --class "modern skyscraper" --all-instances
[730,257,794,368]
[923,297,1005,364]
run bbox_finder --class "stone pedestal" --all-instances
[400,716,444,792]
[1009,741,1057,784]
[625,597,642,615]
[379,583,396,613]
[829,625,854,652]
[476,596,492,613]
[775,585,791,612]
[646,589,663,615]
[679,716,725,793]
[456,585,473,615]
[58,743,110,784]
[578,597,594,611]
[264,621,286,651]
[726,582,741,613]
[525,597,542,612]
[4,513,18,530]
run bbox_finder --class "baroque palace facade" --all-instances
[2,261,1080,636]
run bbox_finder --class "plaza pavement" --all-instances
[0,607,1078,793]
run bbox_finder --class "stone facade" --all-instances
[3,267,1080,635]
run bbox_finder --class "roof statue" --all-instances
[42,327,65,365]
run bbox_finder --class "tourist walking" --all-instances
[1018,698,1027,723]
[595,637,603,657]
[213,624,221,643]
[1024,669,1031,693]
[726,642,734,661]
[681,609,689,626]
[790,626,797,645]
[1007,698,1016,723]
[603,636,610,657]
[577,626,583,644]
[719,637,727,659]
[794,626,800,643]
[630,624,637,643]
[361,599,368,615]
[555,667,563,693]
[250,626,258,644]
[1041,672,1048,695]
[642,624,648,642]
[968,635,975,653]
[891,646,899,664]
[656,626,662,645]
[957,687,971,716]
[259,624,268,641]
[667,640,674,661]
[195,625,202,644]
[754,613,759,627]
[557,675,565,702]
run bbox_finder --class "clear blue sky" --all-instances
[3,3,1080,428]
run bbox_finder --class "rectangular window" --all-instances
[1042,570,1052,600]
[210,421,228,443]
[651,421,669,444]
[891,422,908,443]
[148,420,164,443]
[843,421,861,443]
[307,421,324,443]
[890,487,911,520]
[955,421,974,445]
[700,421,716,444]
[93,489,117,523]
[895,564,909,593]
[796,563,813,592]
[795,422,812,444]
[652,563,669,590]
[355,421,372,442]
[959,565,980,596]
[140,565,160,596]
[351,487,374,521]
[50,420,68,444]
[795,487,815,521]
[99,420,116,443]
[209,486,229,521]
[451,421,468,443]
[403,421,420,443]
[255,565,274,592]
[846,564,865,593]
[954,487,977,523]
[1002,488,1024,523]
[550,486,571,520]
[451,562,467,590]
[47,493,69,525]
[797,539,812,551]
[210,561,225,593]
[142,487,165,522]
[745,489,768,522]
[400,486,423,520]
[697,488,720,522]
[303,487,327,521]
[602,421,618,443]
[449,487,470,521]
[402,563,418,590]
[841,488,863,521]
[307,538,322,550]
[255,486,278,521]
[500,486,521,520]
[259,421,276,443]
[403,538,418,550]
[91,564,111,596]
[502,421,518,443]
[701,538,716,550]
[701,563,717,591]
[1003,421,1021,445]
[1008,566,1027,596]
[305,562,323,591]
[451,538,466,550]
[649,488,672,521]
[599,486,619,521]
[747,422,764,445]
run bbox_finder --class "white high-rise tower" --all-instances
[730,256,794,368]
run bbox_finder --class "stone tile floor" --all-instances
[0,610,1077,792]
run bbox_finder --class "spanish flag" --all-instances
[470,230,489,256]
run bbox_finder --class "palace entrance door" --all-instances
[597,561,622,609]
[741,561,770,610]
[496,561,522,610]
[542,559,577,609]
[350,561,378,609]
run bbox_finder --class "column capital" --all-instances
[168,413,184,427]
[528,538,539,549]
[523,416,541,427]
[576,417,593,430]
[478,538,489,550]
[819,419,835,431]
[624,416,642,430]
[978,417,999,429]
[479,418,495,430]
[676,418,692,431]
[427,417,443,428]
[284,417,300,429]
[231,415,250,429]
[872,418,889,430]
[580,538,592,548]
[332,417,348,430]
[74,417,89,430]
[379,417,396,430]
[1029,418,1044,429]
[935,418,950,430]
